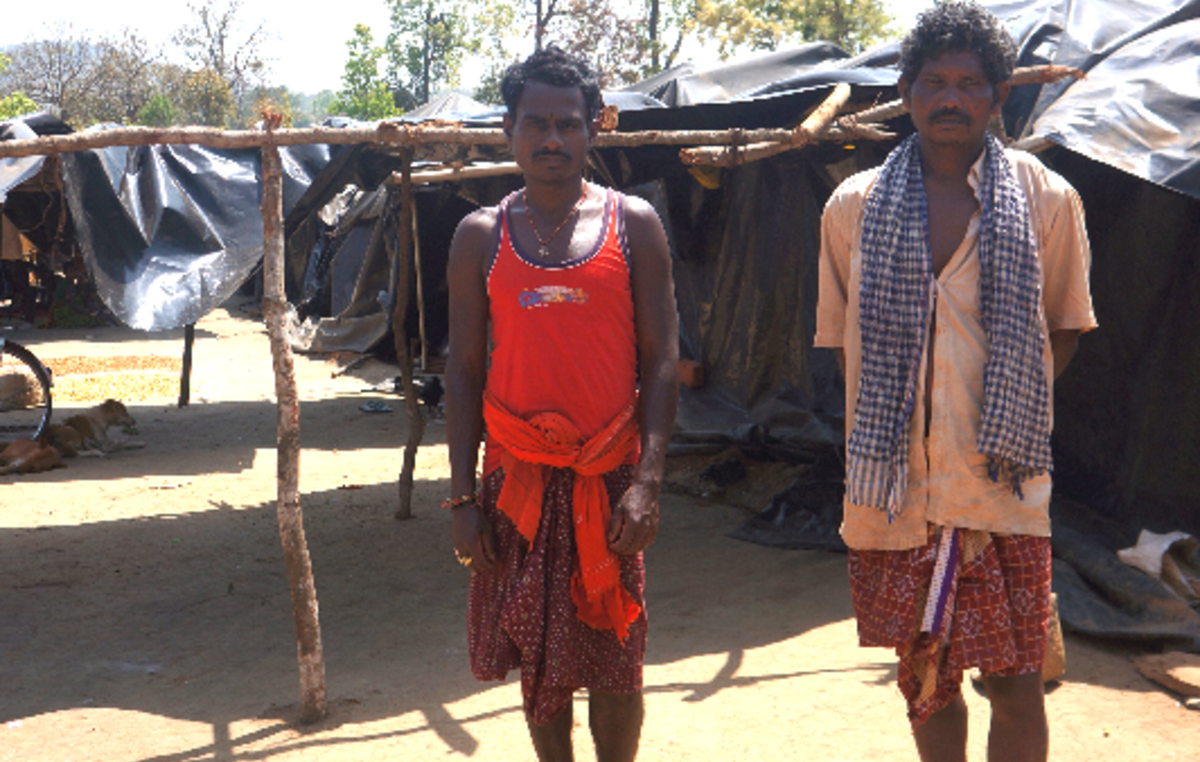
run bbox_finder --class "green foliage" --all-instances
[695,0,896,56]
[480,1,699,88]
[0,91,39,120]
[179,68,235,126]
[135,94,179,126]
[307,90,337,124]
[385,0,479,105]
[1,52,39,120]
[329,24,401,120]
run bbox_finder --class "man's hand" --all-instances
[608,481,660,555]
[452,503,499,575]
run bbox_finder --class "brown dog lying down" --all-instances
[52,399,141,455]
[0,437,65,474]
[0,399,141,474]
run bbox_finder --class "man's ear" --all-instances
[897,76,912,111]
[991,81,1011,114]
[502,113,514,138]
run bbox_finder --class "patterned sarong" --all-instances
[848,528,1051,726]
[467,465,647,726]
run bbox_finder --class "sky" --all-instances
[1,1,937,95]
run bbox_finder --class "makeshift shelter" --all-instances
[5,0,1200,689]
[0,114,73,321]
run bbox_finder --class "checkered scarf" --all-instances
[847,133,1052,519]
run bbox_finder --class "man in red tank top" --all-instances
[444,46,679,762]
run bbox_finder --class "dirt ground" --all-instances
[2,303,1198,762]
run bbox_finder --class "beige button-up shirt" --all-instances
[815,149,1098,550]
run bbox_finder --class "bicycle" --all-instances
[0,338,53,441]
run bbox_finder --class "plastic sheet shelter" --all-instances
[5,0,1200,646]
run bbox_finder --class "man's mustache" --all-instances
[533,149,572,160]
[930,108,970,124]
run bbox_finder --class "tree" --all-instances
[244,85,300,127]
[173,0,270,115]
[486,1,697,87]
[135,94,178,126]
[545,1,650,87]
[179,68,235,126]
[694,0,894,56]
[0,52,39,119]
[645,0,698,74]
[82,30,162,126]
[385,0,478,105]
[308,90,337,124]
[0,26,103,126]
[329,24,401,120]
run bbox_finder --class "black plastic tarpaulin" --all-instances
[999,0,1200,198]
[59,136,334,330]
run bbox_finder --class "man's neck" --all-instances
[523,176,588,211]
[918,134,987,185]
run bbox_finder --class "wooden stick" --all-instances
[0,65,1086,161]
[413,200,428,374]
[178,323,194,407]
[260,122,328,725]
[0,123,857,158]
[681,83,852,167]
[398,161,524,185]
[836,64,1085,126]
[392,148,425,521]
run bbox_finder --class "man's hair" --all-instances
[499,45,604,122]
[899,1,1018,87]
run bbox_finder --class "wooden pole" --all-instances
[0,66,1085,162]
[681,83,853,167]
[412,203,428,373]
[391,148,425,520]
[178,323,195,407]
[392,161,523,185]
[260,117,328,724]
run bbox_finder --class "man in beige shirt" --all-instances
[815,4,1096,761]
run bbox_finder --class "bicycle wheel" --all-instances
[0,339,53,441]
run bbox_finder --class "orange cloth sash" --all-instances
[483,389,642,640]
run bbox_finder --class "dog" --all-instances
[0,400,140,475]
[60,399,140,454]
[40,423,84,457]
[0,437,65,475]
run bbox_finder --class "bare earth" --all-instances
[2,304,1197,762]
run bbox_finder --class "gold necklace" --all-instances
[524,185,589,259]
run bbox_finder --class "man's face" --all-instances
[504,79,596,182]
[899,50,1009,149]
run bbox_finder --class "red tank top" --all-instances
[483,186,638,475]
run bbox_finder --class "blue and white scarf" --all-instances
[847,133,1052,519]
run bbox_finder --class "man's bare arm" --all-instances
[609,196,679,556]
[445,208,498,572]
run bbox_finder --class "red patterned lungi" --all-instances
[468,465,647,726]
[848,527,1051,726]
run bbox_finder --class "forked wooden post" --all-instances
[392,148,425,520]
[260,125,328,724]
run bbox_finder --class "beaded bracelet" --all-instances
[440,493,479,511]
